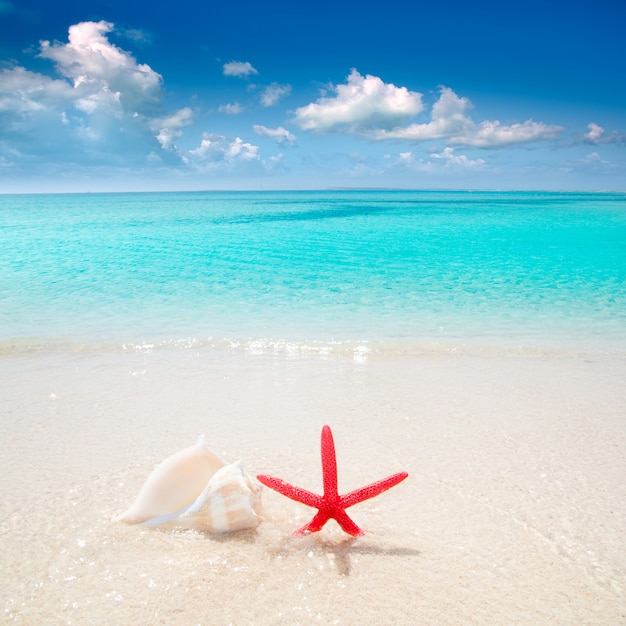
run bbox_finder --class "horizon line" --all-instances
[2,187,625,196]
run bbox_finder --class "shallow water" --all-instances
[2,190,625,352]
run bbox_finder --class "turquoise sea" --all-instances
[1,190,625,354]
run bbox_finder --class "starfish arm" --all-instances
[294,510,331,535]
[339,471,409,509]
[256,474,324,508]
[320,425,338,498]
[332,509,365,537]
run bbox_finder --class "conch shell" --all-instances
[117,438,262,532]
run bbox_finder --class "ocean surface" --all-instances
[1,190,625,354]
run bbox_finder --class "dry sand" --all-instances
[1,346,625,624]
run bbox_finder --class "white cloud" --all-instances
[371,86,562,147]
[117,27,153,47]
[579,151,608,164]
[455,119,563,147]
[371,87,472,141]
[0,65,102,162]
[253,124,296,145]
[39,21,162,113]
[393,148,484,172]
[585,122,605,143]
[584,122,626,144]
[293,68,424,132]
[260,83,291,107]
[150,107,194,149]
[554,150,623,179]
[575,152,619,170]
[187,133,260,165]
[219,102,245,115]
[226,137,259,161]
[430,147,485,168]
[266,152,287,172]
[223,61,258,78]
[0,66,74,114]
[294,72,562,148]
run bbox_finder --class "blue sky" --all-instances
[1,0,625,192]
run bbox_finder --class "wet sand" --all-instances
[1,346,625,624]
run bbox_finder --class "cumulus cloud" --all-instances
[371,87,472,141]
[0,66,74,114]
[260,83,291,107]
[223,61,258,78]
[39,21,162,113]
[585,122,605,143]
[219,102,245,115]
[430,147,485,168]
[293,68,423,132]
[555,150,622,178]
[186,133,259,165]
[253,124,296,145]
[456,119,563,147]
[0,62,138,164]
[266,152,288,172]
[117,27,153,47]
[584,122,626,144]
[371,87,562,147]
[294,72,562,148]
[150,107,194,149]
[395,147,485,172]
[579,151,610,165]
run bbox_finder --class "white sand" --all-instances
[1,346,625,624]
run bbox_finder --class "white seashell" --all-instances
[117,437,225,524]
[148,461,263,532]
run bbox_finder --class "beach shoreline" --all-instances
[2,346,624,624]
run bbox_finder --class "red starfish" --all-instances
[257,425,408,536]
